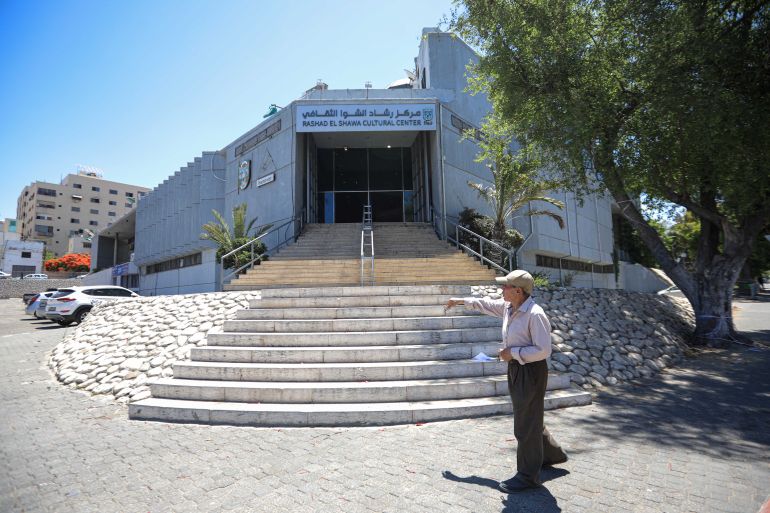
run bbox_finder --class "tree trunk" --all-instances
[602,171,762,347]
[690,265,742,347]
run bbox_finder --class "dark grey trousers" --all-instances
[507,359,566,485]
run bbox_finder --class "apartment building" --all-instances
[16,170,150,257]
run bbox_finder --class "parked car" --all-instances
[45,285,140,326]
[25,291,58,319]
[0,270,11,279]
[657,285,684,298]
[23,273,48,280]
[22,287,58,305]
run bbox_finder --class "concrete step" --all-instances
[207,326,502,347]
[249,293,454,308]
[148,374,570,403]
[129,388,592,427]
[222,315,501,333]
[234,305,481,320]
[224,282,364,291]
[237,271,361,280]
[259,285,473,297]
[173,358,507,382]
[191,341,502,363]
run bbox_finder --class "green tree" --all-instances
[465,112,565,240]
[200,204,271,270]
[454,1,770,345]
[668,212,701,271]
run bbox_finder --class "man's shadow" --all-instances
[442,469,567,513]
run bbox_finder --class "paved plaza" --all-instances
[1,297,769,513]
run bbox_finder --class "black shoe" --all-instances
[498,475,541,493]
[543,453,568,467]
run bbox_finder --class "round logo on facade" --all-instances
[238,160,251,190]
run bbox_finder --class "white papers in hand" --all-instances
[472,352,497,362]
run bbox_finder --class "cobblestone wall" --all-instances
[0,279,83,298]
[49,291,259,403]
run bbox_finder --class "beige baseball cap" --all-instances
[495,269,534,295]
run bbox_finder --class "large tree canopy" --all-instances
[454,0,770,345]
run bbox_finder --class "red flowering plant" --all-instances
[44,253,91,272]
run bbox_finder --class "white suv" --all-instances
[45,285,140,326]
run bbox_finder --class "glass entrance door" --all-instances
[316,147,414,223]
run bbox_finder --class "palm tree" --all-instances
[200,203,272,270]
[466,113,565,242]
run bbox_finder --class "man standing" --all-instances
[446,269,567,492]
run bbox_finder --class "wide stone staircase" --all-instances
[129,285,592,427]
[224,222,498,290]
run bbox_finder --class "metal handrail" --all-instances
[219,213,305,289]
[446,220,516,274]
[360,205,374,286]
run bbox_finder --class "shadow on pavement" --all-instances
[744,329,770,344]
[501,490,561,513]
[572,346,770,460]
[442,469,567,513]
[34,324,67,330]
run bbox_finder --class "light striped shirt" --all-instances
[461,296,552,364]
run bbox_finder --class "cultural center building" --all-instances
[92,28,617,295]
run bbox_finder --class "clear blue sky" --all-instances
[0,0,455,220]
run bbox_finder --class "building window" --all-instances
[89,220,98,226]
[21,251,31,258]
[535,254,615,274]
[145,252,202,274]
[37,187,56,196]
[71,206,80,212]
[73,183,82,189]
[71,218,80,224]
[108,200,117,206]
[109,189,118,195]
[35,214,53,221]
[34,224,53,237]
[125,192,134,198]
[90,209,99,215]
[125,203,132,208]
[92,186,100,192]
[83,242,92,249]
[138,191,147,197]
[90,198,100,203]
[108,211,116,217]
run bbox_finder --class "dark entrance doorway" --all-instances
[315,147,414,223]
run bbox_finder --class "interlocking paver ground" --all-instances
[1,298,769,513]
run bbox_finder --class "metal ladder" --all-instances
[360,205,374,286]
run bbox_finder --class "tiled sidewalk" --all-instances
[1,303,768,513]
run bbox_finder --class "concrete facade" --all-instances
[0,240,44,276]
[15,170,150,258]
[133,152,226,295]
[130,28,616,294]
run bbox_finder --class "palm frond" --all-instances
[526,209,566,229]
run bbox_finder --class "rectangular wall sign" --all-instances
[296,103,436,132]
[256,173,275,187]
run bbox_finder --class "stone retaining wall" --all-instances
[48,287,694,402]
[0,279,83,298]
[49,292,259,403]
